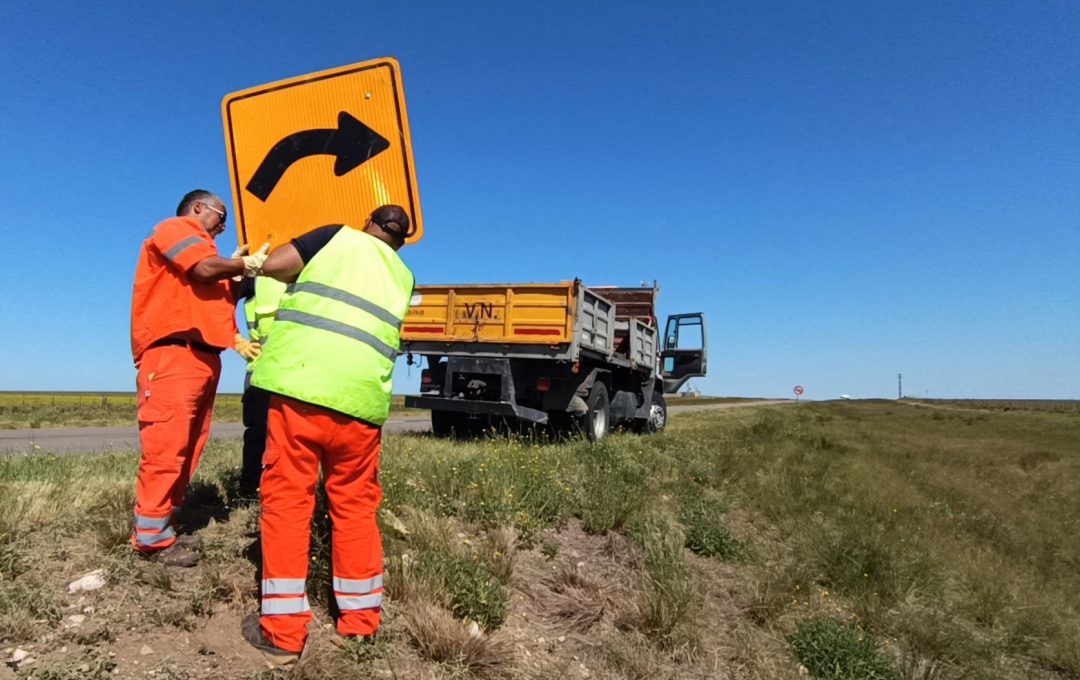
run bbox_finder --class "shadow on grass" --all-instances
[174,480,231,533]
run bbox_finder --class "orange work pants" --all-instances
[259,395,384,653]
[131,345,220,552]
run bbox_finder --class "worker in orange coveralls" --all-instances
[129,190,268,567]
[240,206,415,661]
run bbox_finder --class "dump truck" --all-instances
[400,281,707,440]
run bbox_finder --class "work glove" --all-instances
[230,245,249,281]
[241,243,270,277]
[233,333,262,361]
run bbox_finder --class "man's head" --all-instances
[177,190,227,238]
[364,204,411,251]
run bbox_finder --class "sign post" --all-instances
[222,58,423,250]
[793,385,804,401]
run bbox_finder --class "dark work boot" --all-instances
[241,614,300,665]
[147,542,199,568]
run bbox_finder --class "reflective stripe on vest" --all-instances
[273,310,397,361]
[261,595,311,616]
[290,282,403,329]
[251,228,414,424]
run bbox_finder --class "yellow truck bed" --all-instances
[401,283,577,344]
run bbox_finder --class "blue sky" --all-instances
[1,1,1077,399]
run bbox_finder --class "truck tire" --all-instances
[635,391,667,434]
[585,383,611,442]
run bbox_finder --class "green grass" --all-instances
[789,618,896,680]
[0,392,421,428]
[1,399,1078,678]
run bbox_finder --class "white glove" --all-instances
[241,243,270,277]
[230,245,249,281]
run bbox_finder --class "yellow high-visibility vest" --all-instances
[252,228,414,425]
[243,276,287,372]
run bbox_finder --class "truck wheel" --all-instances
[585,383,610,442]
[636,392,667,434]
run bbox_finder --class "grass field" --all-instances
[1,400,1078,679]
[0,393,417,429]
[0,392,744,430]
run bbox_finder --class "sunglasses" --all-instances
[201,202,227,224]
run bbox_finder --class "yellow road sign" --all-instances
[222,58,422,250]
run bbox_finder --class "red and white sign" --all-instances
[794,385,805,396]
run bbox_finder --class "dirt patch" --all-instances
[2,514,798,679]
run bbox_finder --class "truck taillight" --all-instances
[536,377,551,392]
[421,370,433,385]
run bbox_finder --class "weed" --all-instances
[679,495,746,560]
[477,525,517,584]
[418,550,508,630]
[23,651,117,680]
[619,514,701,651]
[541,538,560,560]
[89,486,136,551]
[576,439,649,534]
[139,561,173,592]
[338,633,384,665]
[188,566,233,616]
[806,516,938,609]
[0,577,62,642]
[0,541,27,580]
[789,618,896,680]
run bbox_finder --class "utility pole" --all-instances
[897,373,903,400]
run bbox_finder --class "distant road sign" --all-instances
[222,58,423,251]
[794,385,804,397]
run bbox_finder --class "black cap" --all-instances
[370,205,412,238]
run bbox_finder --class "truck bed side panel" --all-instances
[401,283,575,344]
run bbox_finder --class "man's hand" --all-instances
[233,333,262,361]
[230,245,249,281]
[241,243,270,277]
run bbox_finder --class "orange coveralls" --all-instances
[129,216,236,552]
[259,395,384,653]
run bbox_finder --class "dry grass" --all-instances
[540,560,611,632]
[402,599,517,678]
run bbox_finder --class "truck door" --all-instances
[661,313,707,394]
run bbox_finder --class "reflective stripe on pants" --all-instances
[334,574,384,612]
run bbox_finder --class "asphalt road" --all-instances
[0,401,792,456]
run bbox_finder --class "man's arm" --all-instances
[262,244,305,283]
[190,256,245,282]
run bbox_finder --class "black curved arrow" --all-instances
[245,111,391,201]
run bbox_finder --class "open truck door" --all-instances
[661,313,707,393]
